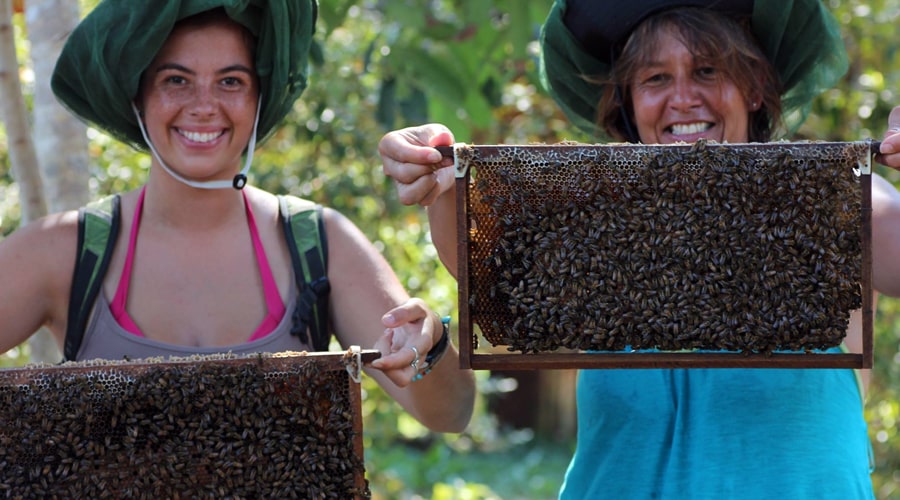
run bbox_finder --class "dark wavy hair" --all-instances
[596,7,782,143]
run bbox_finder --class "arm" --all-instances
[379,123,460,277]
[873,106,900,297]
[875,105,900,169]
[0,211,79,352]
[871,174,900,297]
[322,207,475,433]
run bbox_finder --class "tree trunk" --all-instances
[25,0,89,213]
[0,0,58,363]
[23,0,87,363]
[0,0,45,222]
[1,1,87,363]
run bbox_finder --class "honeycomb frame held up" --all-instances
[447,141,875,370]
[0,349,379,498]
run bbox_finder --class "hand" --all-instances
[368,298,441,387]
[379,124,457,206]
[876,106,900,170]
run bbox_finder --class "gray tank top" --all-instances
[76,282,312,361]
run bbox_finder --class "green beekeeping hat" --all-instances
[539,0,848,140]
[51,0,317,151]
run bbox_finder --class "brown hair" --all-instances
[596,7,782,143]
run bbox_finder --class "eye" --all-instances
[696,66,717,80]
[165,75,187,85]
[639,72,669,87]
[222,76,243,87]
[220,73,254,91]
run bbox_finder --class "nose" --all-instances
[669,76,702,111]
[186,86,219,118]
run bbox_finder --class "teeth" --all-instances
[670,123,710,135]
[179,129,221,143]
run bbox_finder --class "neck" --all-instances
[140,176,249,231]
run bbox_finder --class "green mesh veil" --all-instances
[539,0,848,141]
[51,0,317,151]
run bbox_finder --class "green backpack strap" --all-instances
[279,195,331,351]
[63,194,330,358]
[64,194,121,361]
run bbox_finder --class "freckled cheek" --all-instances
[144,87,256,108]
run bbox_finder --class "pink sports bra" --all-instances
[110,188,286,341]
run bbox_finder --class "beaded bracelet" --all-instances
[412,316,451,382]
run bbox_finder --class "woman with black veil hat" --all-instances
[380,0,900,496]
[0,0,474,433]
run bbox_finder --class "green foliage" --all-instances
[361,371,572,499]
[2,0,900,498]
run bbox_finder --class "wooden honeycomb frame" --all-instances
[0,349,379,497]
[446,141,876,370]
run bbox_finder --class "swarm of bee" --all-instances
[463,141,868,355]
[0,352,370,498]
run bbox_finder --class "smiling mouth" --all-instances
[177,129,225,144]
[669,122,712,135]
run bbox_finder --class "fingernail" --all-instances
[882,142,896,154]
[427,150,442,163]
[383,313,395,324]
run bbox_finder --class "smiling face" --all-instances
[629,26,752,145]
[595,8,781,144]
[137,15,258,183]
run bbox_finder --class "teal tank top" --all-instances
[560,363,874,499]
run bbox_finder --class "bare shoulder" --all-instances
[1,210,80,259]
[242,186,282,217]
[320,206,365,242]
[0,209,80,342]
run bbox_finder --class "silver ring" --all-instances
[409,346,420,369]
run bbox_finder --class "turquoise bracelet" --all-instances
[412,316,451,382]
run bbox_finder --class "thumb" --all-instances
[382,299,427,328]
[879,106,900,158]
[425,125,455,149]
[888,106,900,133]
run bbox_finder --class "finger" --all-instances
[369,344,420,387]
[887,106,900,131]
[382,298,428,329]
[877,109,900,164]
[373,344,418,367]
[881,128,900,156]
[378,124,453,166]
[413,123,455,150]
[386,160,438,184]
[417,162,459,206]
[418,173,444,206]
[876,149,900,169]
[394,171,441,206]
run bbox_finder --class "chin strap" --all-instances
[131,96,261,190]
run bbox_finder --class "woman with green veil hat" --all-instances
[380,0,900,497]
[0,0,474,433]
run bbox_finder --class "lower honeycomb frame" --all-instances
[0,349,379,498]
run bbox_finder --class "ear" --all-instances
[747,93,762,111]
